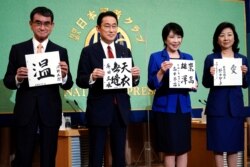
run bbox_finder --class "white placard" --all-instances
[169,59,196,88]
[103,58,132,89]
[214,58,242,86]
[25,51,62,87]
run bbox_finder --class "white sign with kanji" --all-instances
[25,51,62,87]
[214,58,242,86]
[169,59,196,88]
[103,58,132,89]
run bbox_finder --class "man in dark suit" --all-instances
[76,11,140,167]
[3,7,73,167]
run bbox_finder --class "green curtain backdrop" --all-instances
[0,0,246,113]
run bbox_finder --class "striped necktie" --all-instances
[37,43,43,53]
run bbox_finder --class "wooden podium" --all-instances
[56,128,88,167]
[55,122,248,167]
[112,121,248,167]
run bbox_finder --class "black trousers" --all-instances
[12,111,59,167]
[88,105,127,167]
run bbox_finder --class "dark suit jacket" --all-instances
[202,52,250,117]
[4,39,73,126]
[76,42,139,126]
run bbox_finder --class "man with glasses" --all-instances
[76,11,140,167]
[4,6,73,167]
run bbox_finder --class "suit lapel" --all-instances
[26,39,35,54]
[115,44,124,58]
[161,49,170,61]
[91,42,106,69]
[97,42,106,59]
[45,40,54,52]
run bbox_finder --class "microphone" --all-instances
[66,100,77,112]
[198,99,206,105]
[74,100,84,112]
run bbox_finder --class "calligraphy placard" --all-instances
[169,59,196,88]
[214,58,242,86]
[103,58,132,89]
[25,51,62,87]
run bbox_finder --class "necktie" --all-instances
[107,46,114,58]
[107,45,117,104]
[37,43,43,53]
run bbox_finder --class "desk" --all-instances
[189,122,216,167]
[0,128,11,167]
[104,122,248,167]
[0,122,247,167]
[56,128,88,167]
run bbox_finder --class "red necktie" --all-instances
[107,46,114,58]
[107,46,117,104]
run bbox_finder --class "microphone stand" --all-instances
[66,100,78,112]
[66,100,83,129]
[74,100,84,112]
[133,110,159,167]
[198,99,207,123]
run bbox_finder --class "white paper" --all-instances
[25,51,62,87]
[103,58,132,89]
[169,59,196,88]
[214,58,242,86]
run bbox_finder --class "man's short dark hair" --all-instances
[97,11,118,26]
[30,6,54,22]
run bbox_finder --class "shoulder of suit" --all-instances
[236,53,246,58]
[13,39,32,46]
[207,53,217,58]
[180,51,193,59]
[47,40,66,50]
[83,42,100,50]
[115,43,128,50]
[151,50,162,56]
[11,39,33,51]
[149,51,162,60]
